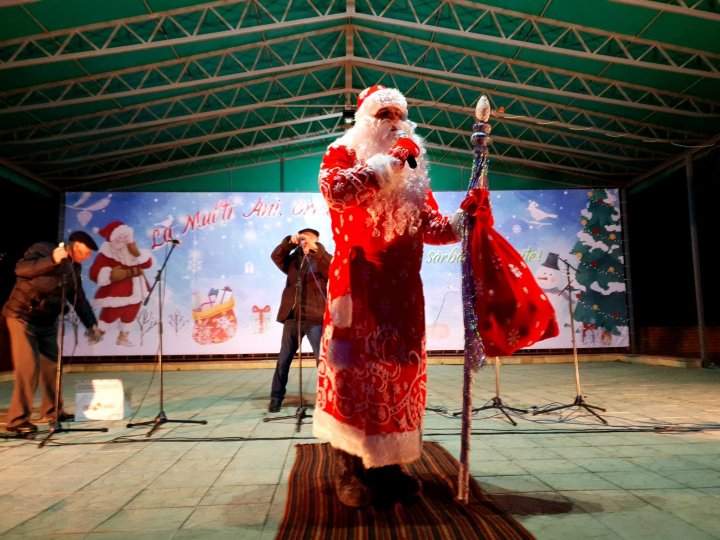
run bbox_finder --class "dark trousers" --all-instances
[5,317,63,428]
[270,319,322,401]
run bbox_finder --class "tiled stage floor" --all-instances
[1,358,719,539]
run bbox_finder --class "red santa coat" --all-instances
[314,139,461,468]
[90,248,152,320]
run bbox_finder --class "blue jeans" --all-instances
[270,320,322,401]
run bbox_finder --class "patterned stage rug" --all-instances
[276,441,535,540]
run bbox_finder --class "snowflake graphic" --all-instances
[507,328,521,346]
[215,315,235,334]
[509,264,523,278]
[194,326,212,343]
[188,250,203,274]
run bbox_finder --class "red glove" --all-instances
[460,187,493,224]
[389,137,420,166]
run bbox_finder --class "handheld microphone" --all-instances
[395,130,417,169]
[56,242,73,285]
[58,241,71,262]
[171,239,181,245]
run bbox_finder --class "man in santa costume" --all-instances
[89,221,154,346]
[315,85,474,507]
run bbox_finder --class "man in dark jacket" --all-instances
[2,231,104,435]
[268,227,331,413]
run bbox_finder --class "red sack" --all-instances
[191,298,237,345]
[465,188,559,356]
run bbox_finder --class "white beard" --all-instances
[101,241,149,266]
[338,117,430,242]
[346,116,398,162]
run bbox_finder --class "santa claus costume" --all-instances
[314,85,465,506]
[89,221,153,346]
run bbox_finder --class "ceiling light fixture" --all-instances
[342,109,355,126]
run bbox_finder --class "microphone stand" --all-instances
[455,356,527,426]
[127,241,207,436]
[39,260,108,448]
[265,252,313,432]
[532,257,606,424]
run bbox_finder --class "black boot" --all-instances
[368,464,422,501]
[333,448,371,508]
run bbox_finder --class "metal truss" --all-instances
[0,0,346,69]
[44,135,336,186]
[2,0,717,77]
[0,28,348,112]
[20,107,668,186]
[421,119,651,178]
[3,26,714,150]
[355,0,720,78]
[1,66,349,142]
[4,64,701,185]
[349,28,719,116]
[1,0,716,188]
[0,33,717,154]
[58,132,335,189]
[611,0,720,22]
[29,109,341,174]
[7,61,683,159]
[354,66,702,146]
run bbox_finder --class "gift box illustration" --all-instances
[252,304,271,334]
[191,286,237,344]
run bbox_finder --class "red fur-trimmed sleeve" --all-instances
[421,190,461,245]
[318,144,382,211]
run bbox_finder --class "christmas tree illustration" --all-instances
[570,189,628,344]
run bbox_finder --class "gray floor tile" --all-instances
[0,360,717,539]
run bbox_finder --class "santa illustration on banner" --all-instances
[89,221,154,347]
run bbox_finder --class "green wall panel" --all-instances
[8,158,573,195]
[282,156,322,192]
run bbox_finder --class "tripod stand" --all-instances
[460,356,527,426]
[127,240,207,436]
[265,253,314,432]
[532,257,606,424]
[39,261,108,448]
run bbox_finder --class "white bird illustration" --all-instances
[527,201,557,221]
[66,192,112,227]
[519,201,558,228]
[155,214,174,228]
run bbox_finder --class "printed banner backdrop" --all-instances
[62,189,628,357]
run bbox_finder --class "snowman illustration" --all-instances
[534,252,569,300]
[534,252,575,341]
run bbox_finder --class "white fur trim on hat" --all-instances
[109,224,134,244]
[98,221,134,244]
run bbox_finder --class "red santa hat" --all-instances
[355,84,408,122]
[98,220,134,243]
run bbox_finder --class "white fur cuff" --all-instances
[327,337,352,369]
[330,294,352,328]
[366,154,403,190]
[449,209,465,240]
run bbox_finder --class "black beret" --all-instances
[68,230,99,251]
[297,227,320,238]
